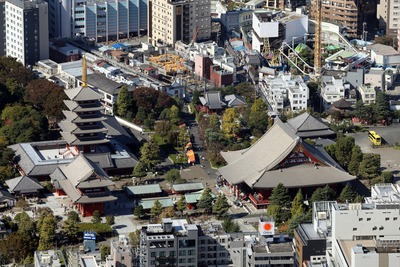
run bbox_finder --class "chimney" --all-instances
[82,55,87,88]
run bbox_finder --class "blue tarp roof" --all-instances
[234,46,246,51]
[112,43,127,49]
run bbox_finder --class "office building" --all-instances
[148,0,211,47]
[140,218,199,267]
[47,0,147,42]
[5,0,49,66]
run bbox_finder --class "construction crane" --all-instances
[185,27,200,60]
[314,0,322,77]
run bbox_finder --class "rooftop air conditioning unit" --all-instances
[317,212,327,220]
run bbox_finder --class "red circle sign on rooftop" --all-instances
[263,222,272,231]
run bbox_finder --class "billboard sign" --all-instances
[258,221,275,236]
[83,231,96,241]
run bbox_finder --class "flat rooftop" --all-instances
[339,239,376,266]
[253,241,294,253]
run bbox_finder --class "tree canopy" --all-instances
[198,187,214,214]
[116,86,134,117]
[0,104,48,144]
[249,98,269,135]
[359,153,381,179]
[213,194,230,219]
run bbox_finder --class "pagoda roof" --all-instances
[60,131,109,146]
[64,87,103,101]
[58,121,108,135]
[286,112,335,138]
[219,119,355,188]
[64,100,104,112]
[62,110,107,123]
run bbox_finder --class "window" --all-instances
[394,217,398,221]
[159,251,165,257]
[386,218,390,221]
[359,218,363,221]
[151,252,156,257]
[367,218,371,221]
[353,228,357,231]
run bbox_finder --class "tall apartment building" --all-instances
[5,0,49,66]
[377,0,400,36]
[310,0,376,38]
[47,0,147,42]
[148,0,211,47]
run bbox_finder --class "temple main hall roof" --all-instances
[219,119,355,189]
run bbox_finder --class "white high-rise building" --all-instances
[5,0,49,66]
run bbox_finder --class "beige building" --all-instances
[148,0,211,47]
[107,235,134,267]
[310,0,376,38]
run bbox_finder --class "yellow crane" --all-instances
[314,0,322,77]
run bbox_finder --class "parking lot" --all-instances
[348,124,400,176]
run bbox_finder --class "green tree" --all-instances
[353,100,373,123]
[91,210,102,224]
[169,105,180,125]
[338,183,355,202]
[176,195,187,215]
[348,145,363,175]
[291,189,304,218]
[287,214,308,236]
[0,104,48,144]
[135,106,147,123]
[249,98,269,135]
[165,169,185,184]
[140,139,161,171]
[150,200,163,220]
[198,187,214,214]
[325,144,336,159]
[133,205,145,218]
[106,215,115,225]
[267,204,290,224]
[38,214,57,251]
[133,161,147,182]
[191,90,200,105]
[310,185,336,203]
[116,86,134,117]
[335,136,355,168]
[222,217,240,232]
[100,244,110,261]
[129,230,141,248]
[16,211,35,238]
[213,194,230,219]
[177,127,189,150]
[235,82,255,102]
[359,153,381,179]
[0,232,37,264]
[374,92,391,122]
[36,207,54,231]
[221,108,240,139]
[269,183,290,208]
[209,114,220,130]
[354,194,364,203]
[67,211,80,223]
[63,214,79,243]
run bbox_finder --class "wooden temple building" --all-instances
[219,119,355,209]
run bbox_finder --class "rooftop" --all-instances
[126,184,162,196]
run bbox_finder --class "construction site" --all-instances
[147,54,188,76]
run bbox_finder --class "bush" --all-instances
[105,215,115,225]
[77,223,112,235]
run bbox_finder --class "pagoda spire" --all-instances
[82,55,87,88]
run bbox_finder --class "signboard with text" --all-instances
[258,221,275,236]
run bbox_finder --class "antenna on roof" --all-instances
[82,55,88,88]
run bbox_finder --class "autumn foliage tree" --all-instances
[24,79,67,120]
